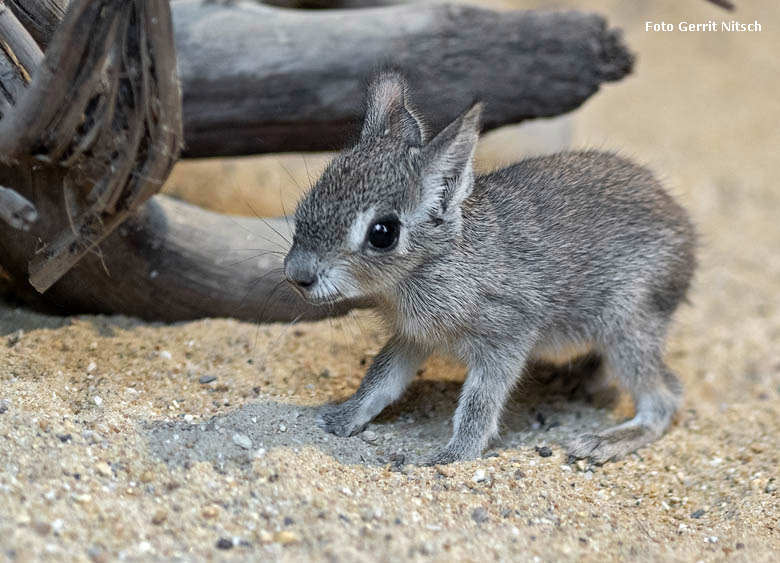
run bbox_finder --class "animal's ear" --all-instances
[361,70,425,147]
[419,102,482,218]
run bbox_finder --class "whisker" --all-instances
[329,281,360,349]
[218,247,286,255]
[302,155,313,189]
[326,298,336,353]
[227,215,289,252]
[279,185,294,240]
[258,312,305,367]
[233,267,284,314]
[218,168,290,252]
[329,279,365,353]
[278,160,307,197]
[254,278,289,352]
[259,279,290,322]
[240,196,292,246]
[342,315,359,350]
[345,309,370,349]
[223,251,285,268]
[345,313,368,350]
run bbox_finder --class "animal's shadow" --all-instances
[146,354,623,469]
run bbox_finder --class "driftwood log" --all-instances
[1,0,633,323]
[175,1,633,157]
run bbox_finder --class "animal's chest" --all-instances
[382,286,482,354]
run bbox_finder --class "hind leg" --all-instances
[568,326,682,463]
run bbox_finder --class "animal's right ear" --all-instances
[361,71,425,147]
[418,102,481,220]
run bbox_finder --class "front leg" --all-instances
[318,334,428,436]
[426,350,528,465]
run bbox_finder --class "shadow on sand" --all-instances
[146,355,623,470]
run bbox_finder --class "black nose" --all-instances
[285,259,318,290]
[290,271,317,289]
[285,249,318,291]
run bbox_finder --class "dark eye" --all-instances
[366,217,400,251]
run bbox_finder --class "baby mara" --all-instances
[284,71,696,465]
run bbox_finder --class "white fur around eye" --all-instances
[348,208,376,251]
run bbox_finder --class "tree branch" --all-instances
[5,2,635,158]
[0,2,44,79]
[5,0,67,49]
[174,1,633,157]
[0,186,337,322]
[0,0,183,292]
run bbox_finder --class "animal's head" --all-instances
[285,70,481,305]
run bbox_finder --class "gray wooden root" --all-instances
[174,0,633,157]
[0,179,334,322]
[5,0,67,49]
[0,0,185,293]
[0,1,328,322]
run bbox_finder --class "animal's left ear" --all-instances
[361,70,425,147]
[419,102,482,218]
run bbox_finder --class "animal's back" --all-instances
[469,150,696,322]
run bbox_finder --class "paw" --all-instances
[422,448,463,466]
[422,443,480,466]
[317,402,367,437]
[567,425,655,464]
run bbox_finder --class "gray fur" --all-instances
[284,71,696,464]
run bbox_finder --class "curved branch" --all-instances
[0,0,183,292]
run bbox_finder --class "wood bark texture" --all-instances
[4,0,67,49]
[2,1,637,157]
[1,180,333,322]
[0,0,184,291]
[173,0,633,157]
[0,184,37,230]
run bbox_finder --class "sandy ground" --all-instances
[2,1,780,561]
